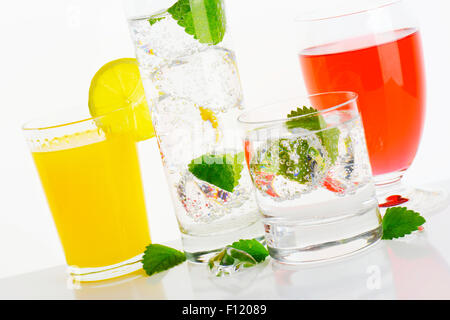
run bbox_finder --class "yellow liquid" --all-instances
[32,131,151,268]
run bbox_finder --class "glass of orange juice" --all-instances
[23,107,151,282]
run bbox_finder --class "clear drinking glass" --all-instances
[23,107,151,281]
[123,0,263,262]
[296,0,448,214]
[238,92,382,263]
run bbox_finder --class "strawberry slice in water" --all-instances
[244,140,251,170]
[254,171,279,198]
[322,176,345,193]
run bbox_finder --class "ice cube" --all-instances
[153,96,219,170]
[176,168,253,223]
[153,47,243,113]
[250,132,331,201]
[208,247,257,277]
[128,14,207,72]
[324,120,372,195]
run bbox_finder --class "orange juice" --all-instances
[32,130,150,268]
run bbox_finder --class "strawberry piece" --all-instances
[379,195,409,208]
[322,176,345,193]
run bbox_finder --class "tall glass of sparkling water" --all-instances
[296,0,448,213]
[238,92,382,263]
[123,0,263,262]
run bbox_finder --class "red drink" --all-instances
[299,28,425,176]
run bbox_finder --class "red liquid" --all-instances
[299,28,425,176]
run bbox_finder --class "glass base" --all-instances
[182,220,265,263]
[67,254,144,282]
[266,205,383,264]
[376,182,450,216]
[375,171,450,216]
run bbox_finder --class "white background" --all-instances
[0,0,449,278]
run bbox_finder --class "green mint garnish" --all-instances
[149,17,165,25]
[149,0,226,45]
[277,138,326,184]
[286,106,340,163]
[141,239,268,277]
[230,239,269,263]
[286,106,324,131]
[208,247,257,276]
[167,0,196,36]
[188,152,244,192]
[142,244,186,276]
[208,239,269,276]
[382,207,426,240]
[251,138,327,186]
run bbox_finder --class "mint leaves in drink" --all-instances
[149,16,165,25]
[286,106,340,163]
[276,138,327,184]
[256,106,338,186]
[381,207,426,240]
[188,152,244,192]
[149,0,226,45]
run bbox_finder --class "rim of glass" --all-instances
[295,0,402,23]
[237,91,358,126]
[22,106,132,132]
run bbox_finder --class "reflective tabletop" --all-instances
[1,181,450,300]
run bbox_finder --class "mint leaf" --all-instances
[278,138,325,184]
[252,138,326,185]
[250,137,327,186]
[318,127,340,164]
[192,0,226,44]
[208,247,257,277]
[149,17,165,25]
[382,207,426,240]
[188,152,244,192]
[142,244,186,276]
[286,106,323,131]
[230,239,269,263]
[166,0,226,45]
[167,0,196,36]
[286,106,340,163]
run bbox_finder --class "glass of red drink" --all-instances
[297,0,448,214]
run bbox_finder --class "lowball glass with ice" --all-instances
[238,92,382,263]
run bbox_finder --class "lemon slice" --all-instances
[88,58,155,141]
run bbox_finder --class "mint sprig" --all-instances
[382,207,426,240]
[207,247,257,277]
[230,239,269,263]
[286,106,340,163]
[286,106,324,131]
[188,152,244,192]
[149,0,226,45]
[142,244,186,276]
[141,239,267,277]
[277,138,326,184]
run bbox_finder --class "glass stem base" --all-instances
[374,171,450,216]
